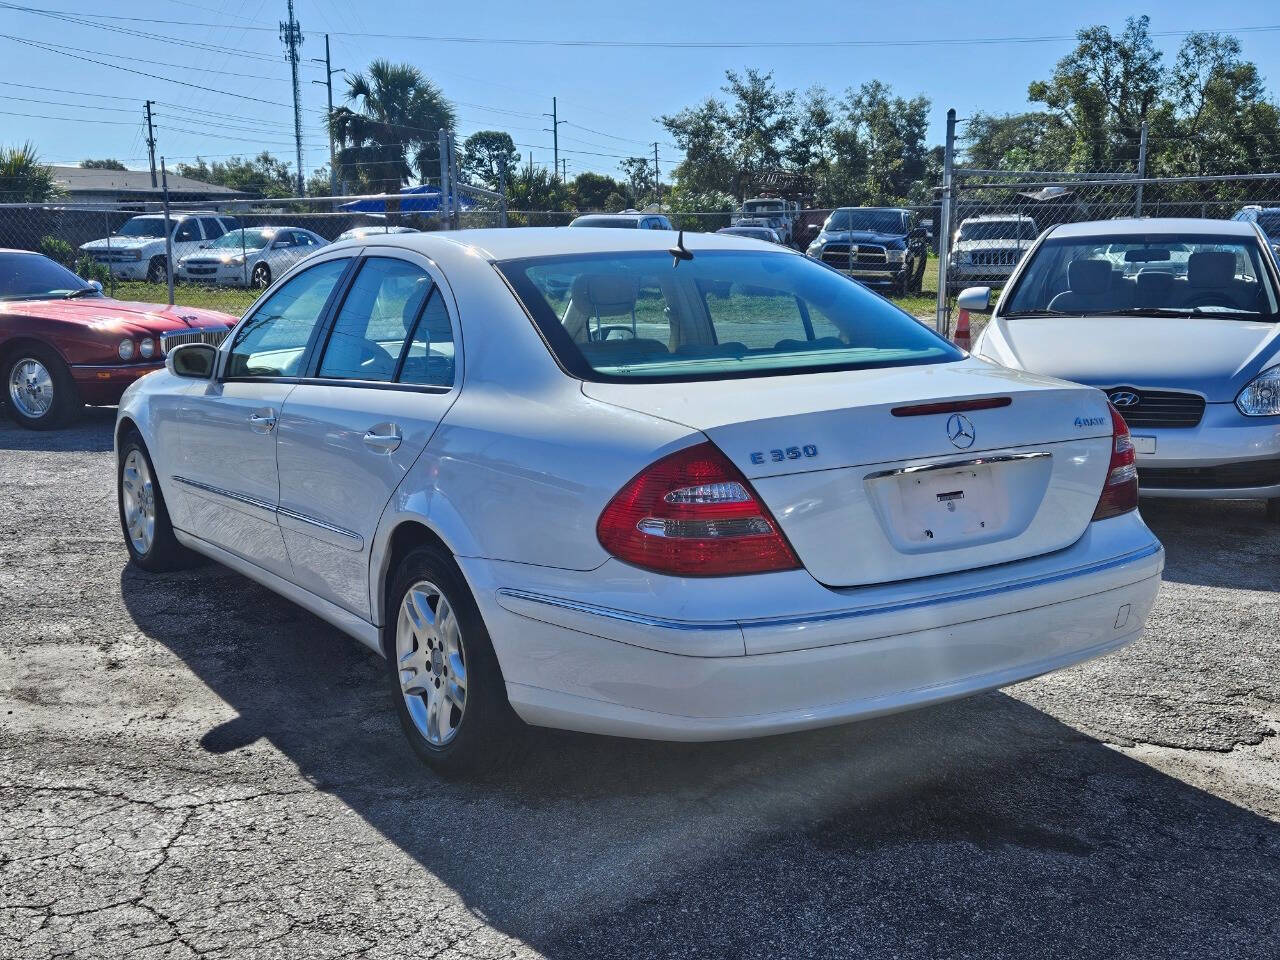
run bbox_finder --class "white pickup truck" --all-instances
[732,198,800,246]
[80,213,241,282]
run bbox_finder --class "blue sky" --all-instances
[5,0,1280,181]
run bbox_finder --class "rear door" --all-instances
[274,251,460,618]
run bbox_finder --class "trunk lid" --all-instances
[583,359,1114,587]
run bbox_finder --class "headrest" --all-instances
[569,274,639,317]
[1187,251,1236,288]
[1067,258,1112,295]
[1136,270,1173,295]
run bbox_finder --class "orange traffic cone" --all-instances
[954,308,971,350]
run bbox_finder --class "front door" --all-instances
[275,253,460,617]
[173,256,352,576]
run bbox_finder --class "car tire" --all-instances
[3,343,82,430]
[385,544,522,776]
[117,431,201,572]
[1267,498,1280,523]
[251,263,271,288]
[146,255,167,284]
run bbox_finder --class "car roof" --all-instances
[1049,217,1258,239]
[348,226,801,261]
[961,213,1035,222]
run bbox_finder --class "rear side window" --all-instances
[317,257,449,384]
[499,250,960,383]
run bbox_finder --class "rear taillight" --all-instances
[597,441,800,576]
[1092,403,1139,521]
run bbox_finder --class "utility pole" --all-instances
[144,101,157,188]
[652,142,661,210]
[560,158,567,182]
[280,0,305,196]
[160,158,174,306]
[543,97,564,181]
[311,33,344,196]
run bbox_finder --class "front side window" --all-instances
[199,217,225,240]
[499,250,960,382]
[1004,233,1280,319]
[174,220,200,242]
[317,257,441,383]
[226,258,349,378]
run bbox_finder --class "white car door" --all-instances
[172,254,355,576]
[274,251,460,617]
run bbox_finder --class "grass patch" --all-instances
[107,280,260,316]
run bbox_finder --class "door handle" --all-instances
[363,423,402,453]
[248,410,277,433]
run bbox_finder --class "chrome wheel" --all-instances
[396,580,467,747]
[120,449,157,555]
[8,357,54,420]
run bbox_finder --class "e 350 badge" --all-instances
[750,445,818,464]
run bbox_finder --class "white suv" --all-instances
[81,214,241,283]
[949,214,1039,284]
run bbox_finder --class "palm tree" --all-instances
[0,142,59,202]
[329,61,456,202]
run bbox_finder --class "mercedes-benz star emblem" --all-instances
[1108,390,1141,408]
[946,413,976,449]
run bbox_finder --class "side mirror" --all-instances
[956,286,993,313]
[88,280,103,294]
[166,342,217,380]
[807,223,820,237]
[909,226,927,240]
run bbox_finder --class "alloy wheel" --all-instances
[7,357,54,420]
[395,580,468,746]
[120,449,157,555]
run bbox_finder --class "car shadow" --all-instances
[0,404,116,452]
[1140,497,1280,590]
[119,560,1280,958]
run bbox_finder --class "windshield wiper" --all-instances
[999,309,1072,318]
[63,288,99,299]
[1104,306,1262,318]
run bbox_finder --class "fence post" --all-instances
[935,108,956,335]
[499,157,508,229]
[438,128,451,231]
[104,211,115,298]
[449,131,461,230]
[1135,120,1148,216]
[160,159,174,306]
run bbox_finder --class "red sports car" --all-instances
[1,249,239,429]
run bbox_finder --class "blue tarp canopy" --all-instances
[338,185,474,213]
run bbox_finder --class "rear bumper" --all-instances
[463,514,1164,740]
[70,362,164,405]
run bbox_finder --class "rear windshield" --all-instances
[1004,233,1280,320]
[571,217,638,229]
[498,250,961,383]
[1256,213,1280,238]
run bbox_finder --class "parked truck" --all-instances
[732,197,801,246]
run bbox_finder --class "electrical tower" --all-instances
[280,0,305,196]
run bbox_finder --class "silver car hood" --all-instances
[989,314,1280,400]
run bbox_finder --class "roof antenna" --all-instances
[669,230,693,268]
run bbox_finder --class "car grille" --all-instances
[183,262,220,276]
[159,327,231,354]
[90,250,140,263]
[821,244,888,267]
[1138,460,1280,490]
[1105,388,1205,428]
[970,249,1021,266]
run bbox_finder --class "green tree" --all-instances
[330,60,456,198]
[570,171,624,210]
[619,156,656,205]
[843,80,933,204]
[460,130,519,190]
[175,152,294,198]
[0,142,58,202]
[306,164,334,197]
[1028,15,1163,168]
[80,158,127,170]
[504,164,573,224]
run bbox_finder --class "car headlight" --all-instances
[127,250,142,261]
[223,254,246,266]
[806,242,821,256]
[1236,365,1280,416]
[118,339,135,361]
[886,248,906,263]
[139,338,155,359]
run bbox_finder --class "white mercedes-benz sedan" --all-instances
[966,218,1280,521]
[115,228,1164,773]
